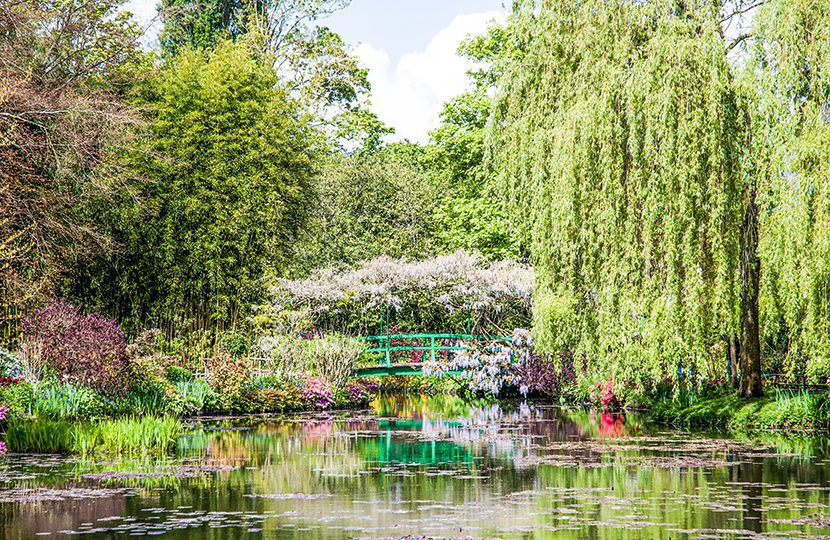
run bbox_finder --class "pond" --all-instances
[2,395,830,539]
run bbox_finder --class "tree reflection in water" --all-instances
[2,396,830,539]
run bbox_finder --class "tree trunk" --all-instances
[739,189,762,398]
[727,333,740,388]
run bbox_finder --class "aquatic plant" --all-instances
[5,416,182,455]
[5,418,75,453]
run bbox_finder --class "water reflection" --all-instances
[1,395,830,538]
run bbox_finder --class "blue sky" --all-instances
[319,1,506,64]
[125,0,507,141]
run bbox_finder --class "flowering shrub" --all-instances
[0,377,21,386]
[23,298,131,394]
[255,334,310,380]
[301,377,334,409]
[340,378,378,405]
[423,333,522,396]
[269,251,532,335]
[0,349,23,379]
[206,349,250,406]
[588,379,620,411]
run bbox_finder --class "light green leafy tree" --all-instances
[488,0,752,392]
[71,39,316,337]
[158,0,388,150]
[751,0,830,380]
[426,23,519,260]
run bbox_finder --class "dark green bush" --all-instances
[166,365,194,383]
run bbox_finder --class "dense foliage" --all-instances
[70,39,316,337]
[23,299,131,394]
[0,0,146,343]
[488,0,748,390]
[752,1,830,377]
[4,0,830,421]
[293,147,440,272]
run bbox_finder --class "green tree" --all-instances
[752,0,830,382]
[293,145,439,274]
[426,23,518,260]
[428,92,517,260]
[0,0,147,346]
[159,0,383,148]
[488,0,750,391]
[70,40,316,337]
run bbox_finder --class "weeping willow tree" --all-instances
[488,0,755,392]
[752,0,830,379]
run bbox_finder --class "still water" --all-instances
[1,395,830,539]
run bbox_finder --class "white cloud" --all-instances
[354,11,502,143]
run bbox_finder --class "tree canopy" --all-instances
[69,40,316,336]
[488,0,749,387]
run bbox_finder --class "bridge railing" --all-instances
[357,333,512,367]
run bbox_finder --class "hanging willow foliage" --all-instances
[752,0,830,375]
[488,0,749,387]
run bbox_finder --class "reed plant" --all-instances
[5,416,183,455]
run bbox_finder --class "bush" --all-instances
[166,365,195,383]
[170,380,216,415]
[0,349,24,378]
[218,331,249,358]
[306,335,363,391]
[236,384,305,413]
[206,349,250,407]
[126,329,177,383]
[0,380,35,420]
[255,335,308,380]
[336,379,378,407]
[23,298,131,394]
[300,377,334,409]
[515,346,576,399]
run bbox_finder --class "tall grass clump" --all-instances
[5,416,183,455]
[5,418,74,453]
[75,416,182,456]
[33,382,104,420]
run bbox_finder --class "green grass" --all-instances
[650,388,829,432]
[5,416,183,455]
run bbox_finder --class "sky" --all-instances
[124,0,507,143]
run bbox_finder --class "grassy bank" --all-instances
[5,416,183,455]
[649,389,829,433]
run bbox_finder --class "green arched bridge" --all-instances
[353,333,512,378]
